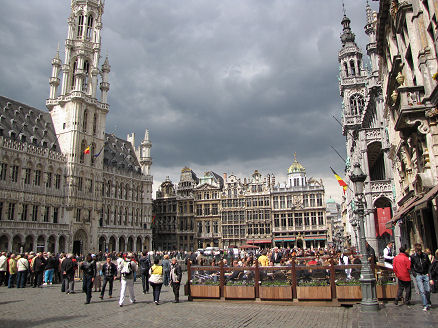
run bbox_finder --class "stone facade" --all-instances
[338,3,395,254]
[152,156,328,250]
[376,0,438,251]
[0,0,153,254]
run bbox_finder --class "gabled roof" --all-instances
[0,96,60,152]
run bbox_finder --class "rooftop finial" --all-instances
[342,0,346,16]
[294,152,297,162]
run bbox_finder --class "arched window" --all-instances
[92,114,97,136]
[71,59,78,90]
[344,62,349,77]
[83,61,90,92]
[90,143,96,166]
[86,15,93,39]
[106,180,111,197]
[349,94,364,115]
[83,110,88,132]
[77,14,84,38]
[113,206,117,225]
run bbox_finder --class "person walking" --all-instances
[100,256,117,299]
[80,254,96,304]
[393,246,411,305]
[61,253,75,294]
[32,252,46,288]
[118,252,137,307]
[410,243,432,311]
[93,257,102,292]
[0,252,7,286]
[43,252,56,286]
[162,255,171,286]
[170,258,182,303]
[430,249,438,293]
[8,254,17,288]
[149,258,163,305]
[16,254,30,288]
[139,251,151,294]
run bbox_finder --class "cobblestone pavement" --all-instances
[0,275,437,328]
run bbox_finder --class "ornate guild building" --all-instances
[0,0,153,254]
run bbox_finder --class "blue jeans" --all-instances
[415,274,431,306]
[44,269,54,283]
[8,273,16,288]
[17,271,28,288]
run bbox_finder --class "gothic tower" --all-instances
[46,0,108,252]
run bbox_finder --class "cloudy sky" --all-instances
[0,0,378,202]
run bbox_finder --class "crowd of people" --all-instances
[0,244,437,311]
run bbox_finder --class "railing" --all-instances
[186,258,397,304]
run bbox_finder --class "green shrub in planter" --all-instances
[261,280,291,286]
[297,280,329,287]
[336,279,361,286]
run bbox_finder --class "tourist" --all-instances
[8,254,17,288]
[393,246,411,305]
[139,251,151,294]
[430,249,438,293]
[118,252,137,307]
[149,258,163,305]
[162,254,171,286]
[32,252,46,288]
[258,250,269,267]
[100,256,117,299]
[43,252,56,286]
[61,253,75,294]
[383,242,394,269]
[410,243,432,311]
[270,247,282,265]
[93,256,102,292]
[170,257,182,303]
[17,254,30,288]
[80,254,96,304]
[0,251,8,286]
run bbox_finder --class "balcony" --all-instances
[343,114,362,127]
[368,180,393,195]
[393,85,426,132]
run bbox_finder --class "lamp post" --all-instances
[350,162,379,312]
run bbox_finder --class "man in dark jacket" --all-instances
[393,246,411,305]
[80,254,96,304]
[61,253,75,294]
[365,241,376,264]
[32,253,46,288]
[139,252,151,294]
[170,258,182,303]
[99,256,117,299]
[410,243,432,311]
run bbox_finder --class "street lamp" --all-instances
[350,162,379,312]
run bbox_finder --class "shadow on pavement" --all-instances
[0,315,80,328]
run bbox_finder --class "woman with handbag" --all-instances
[149,258,163,305]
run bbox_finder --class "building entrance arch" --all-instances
[73,229,88,255]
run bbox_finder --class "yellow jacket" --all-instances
[258,255,269,267]
[8,258,17,274]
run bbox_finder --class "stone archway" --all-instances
[0,235,9,252]
[37,235,45,252]
[24,235,34,252]
[144,237,150,251]
[47,235,56,253]
[12,235,22,253]
[136,236,142,252]
[127,236,134,252]
[119,236,125,252]
[99,236,106,252]
[58,235,66,253]
[73,229,88,256]
[108,236,116,252]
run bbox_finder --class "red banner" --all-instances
[375,207,393,237]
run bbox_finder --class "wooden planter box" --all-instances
[336,285,362,300]
[259,286,293,300]
[224,285,255,299]
[190,285,220,298]
[377,284,397,299]
[296,286,331,300]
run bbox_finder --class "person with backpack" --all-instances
[149,258,164,305]
[118,252,137,307]
[80,254,96,304]
[139,251,151,294]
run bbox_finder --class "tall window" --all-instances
[205,221,210,233]
[311,212,317,226]
[86,15,93,39]
[21,204,28,221]
[11,165,19,182]
[46,172,52,188]
[317,193,323,206]
[76,208,81,222]
[80,140,86,163]
[71,60,78,90]
[55,173,61,189]
[0,163,7,180]
[44,206,50,222]
[350,60,356,76]
[83,61,90,91]
[318,212,324,225]
[304,212,310,226]
[77,177,83,191]
[53,207,59,223]
[197,221,202,233]
[294,213,303,227]
[77,14,84,38]
[83,110,88,132]
[32,205,38,221]
[0,202,2,220]
[34,169,41,186]
[310,194,315,207]
[8,203,15,220]
[92,114,97,135]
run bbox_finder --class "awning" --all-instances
[386,195,420,228]
[274,238,295,242]
[247,239,272,244]
[413,184,438,210]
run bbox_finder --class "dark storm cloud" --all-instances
[0,0,378,200]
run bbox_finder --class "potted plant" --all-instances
[376,280,397,299]
[259,280,293,300]
[335,279,362,300]
[296,280,331,300]
[189,277,220,299]
[224,280,255,299]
